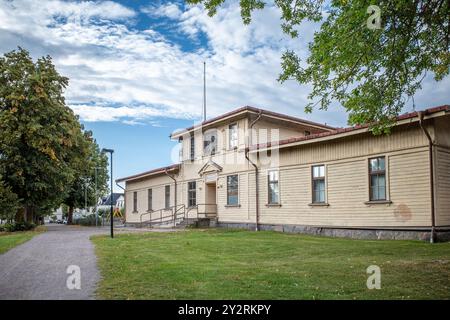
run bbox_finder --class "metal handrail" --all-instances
[140,204,185,227]
[186,203,217,220]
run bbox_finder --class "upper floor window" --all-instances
[229,123,238,149]
[369,157,386,201]
[203,129,217,156]
[227,175,239,205]
[190,135,195,161]
[165,185,171,209]
[312,165,326,203]
[188,181,197,207]
[268,170,279,204]
[133,191,138,212]
[304,130,311,136]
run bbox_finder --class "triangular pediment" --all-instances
[198,160,223,176]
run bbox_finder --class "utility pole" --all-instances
[101,148,114,238]
[94,167,101,227]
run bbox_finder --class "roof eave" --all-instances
[116,165,179,183]
[249,106,449,153]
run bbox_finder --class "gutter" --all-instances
[418,111,436,243]
[245,110,263,231]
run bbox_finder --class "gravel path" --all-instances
[0,224,108,300]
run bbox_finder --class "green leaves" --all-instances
[0,175,19,221]
[189,0,450,133]
[0,47,104,220]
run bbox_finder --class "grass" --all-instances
[92,229,450,300]
[0,226,46,254]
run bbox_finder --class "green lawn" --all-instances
[92,229,450,300]
[0,227,45,254]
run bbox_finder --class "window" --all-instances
[369,157,386,201]
[227,175,239,205]
[190,135,195,161]
[229,123,238,149]
[165,185,170,209]
[203,129,217,156]
[147,189,152,211]
[312,165,326,203]
[304,130,311,136]
[133,191,137,212]
[188,181,197,207]
[268,170,279,204]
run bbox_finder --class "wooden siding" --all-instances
[216,172,252,222]
[435,116,450,148]
[276,124,429,168]
[125,175,176,223]
[230,149,431,228]
[435,147,450,226]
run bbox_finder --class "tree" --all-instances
[63,131,109,224]
[0,175,19,222]
[0,48,85,222]
[187,0,450,133]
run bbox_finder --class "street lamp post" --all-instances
[101,148,114,239]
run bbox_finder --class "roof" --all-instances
[170,105,336,138]
[249,105,450,152]
[116,164,179,183]
[101,193,124,206]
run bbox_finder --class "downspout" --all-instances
[245,110,263,231]
[418,111,436,243]
[164,169,177,212]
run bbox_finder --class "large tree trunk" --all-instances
[67,206,74,225]
[15,207,25,222]
[25,206,34,223]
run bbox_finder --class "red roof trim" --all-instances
[249,105,450,151]
[170,105,335,137]
[116,164,179,183]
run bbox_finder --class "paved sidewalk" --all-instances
[0,224,108,300]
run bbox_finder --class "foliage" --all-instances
[187,0,450,133]
[0,175,19,221]
[97,208,109,217]
[0,47,87,220]
[74,214,102,226]
[62,134,109,224]
[1,221,36,232]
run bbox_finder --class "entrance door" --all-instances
[204,182,217,215]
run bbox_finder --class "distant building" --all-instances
[97,193,124,212]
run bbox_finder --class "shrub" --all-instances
[75,214,102,226]
[0,221,36,232]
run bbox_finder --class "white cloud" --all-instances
[141,2,182,20]
[0,0,448,128]
[70,104,194,122]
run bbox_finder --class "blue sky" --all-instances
[1,0,449,191]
